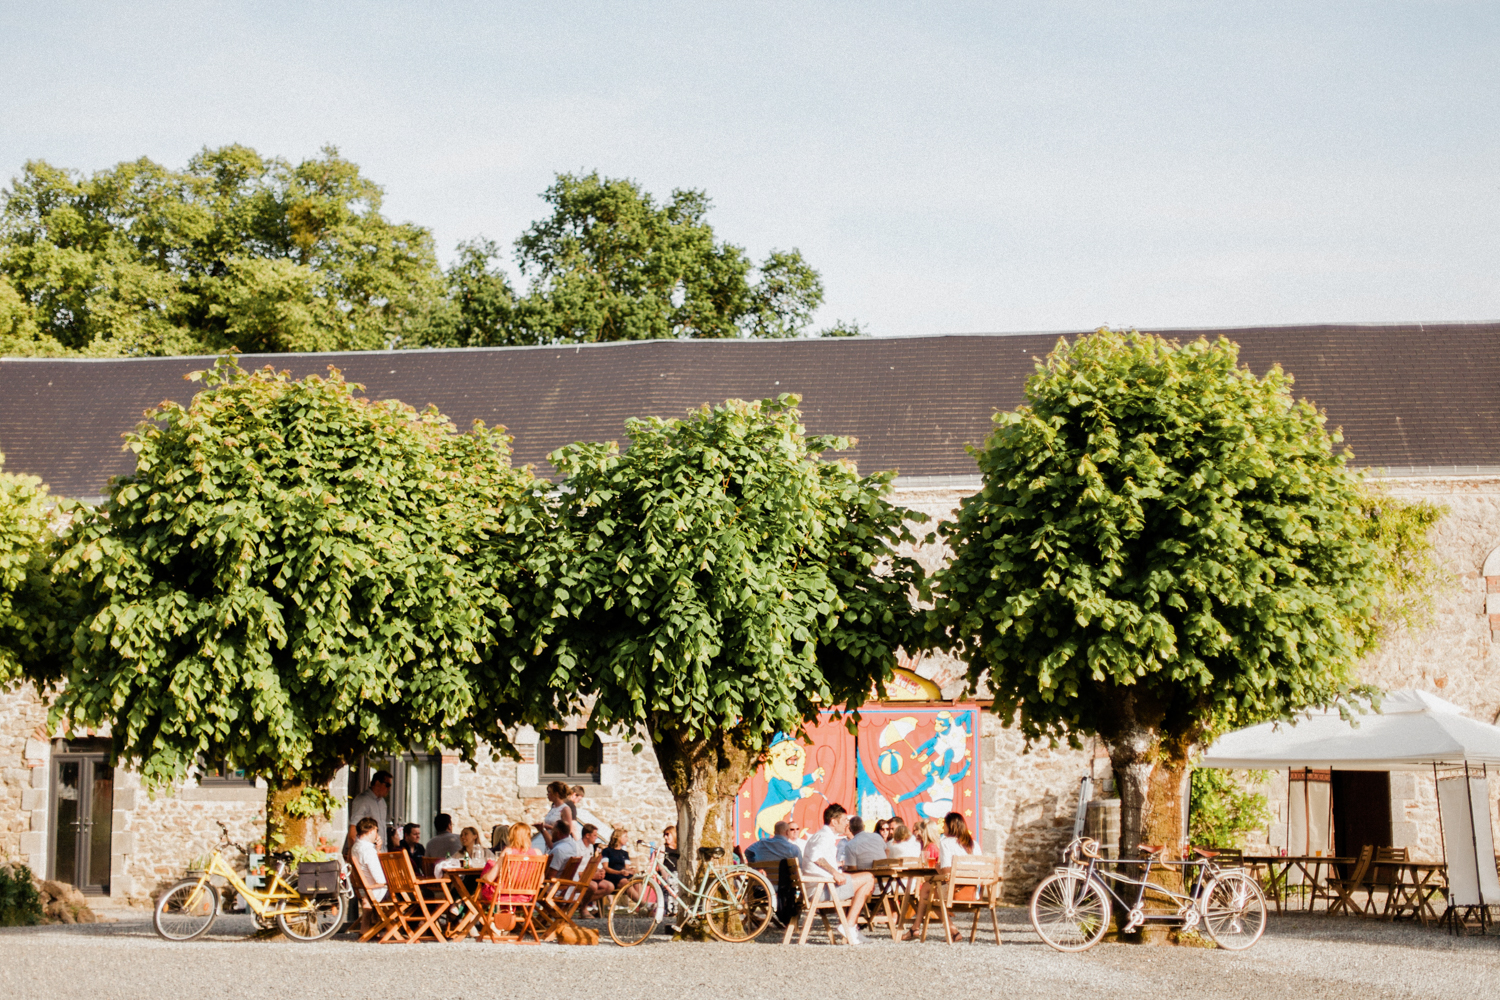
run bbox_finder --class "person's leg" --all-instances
[904,882,933,940]
[846,873,876,933]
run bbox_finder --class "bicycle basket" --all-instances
[296,860,342,896]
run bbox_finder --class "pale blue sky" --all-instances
[2,2,1496,335]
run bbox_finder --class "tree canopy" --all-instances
[929,330,1438,858]
[1,150,855,356]
[32,358,554,840]
[0,452,55,686]
[540,396,926,879]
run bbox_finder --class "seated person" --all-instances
[801,803,876,945]
[350,817,387,934]
[838,815,888,870]
[457,826,491,864]
[547,819,584,874]
[662,824,680,872]
[599,827,636,896]
[425,813,463,858]
[904,812,979,941]
[398,822,425,869]
[885,819,920,859]
[746,820,803,863]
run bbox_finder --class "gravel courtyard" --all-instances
[4,907,1497,1000]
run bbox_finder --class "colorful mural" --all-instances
[735,704,981,848]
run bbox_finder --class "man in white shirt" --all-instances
[349,817,387,934]
[344,770,392,858]
[547,819,584,874]
[425,813,463,858]
[801,803,875,945]
[838,815,889,870]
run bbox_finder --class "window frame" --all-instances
[198,759,256,787]
[538,731,603,784]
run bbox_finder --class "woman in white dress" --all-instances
[531,780,576,851]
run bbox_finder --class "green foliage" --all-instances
[0,863,43,926]
[543,394,928,752]
[0,452,55,686]
[282,786,341,820]
[818,319,866,338]
[0,145,445,356]
[509,172,826,344]
[422,238,520,348]
[1188,769,1271,849]
[36,358,554,789]
[930,329,1437,750]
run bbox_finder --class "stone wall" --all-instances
[0,683,49,867]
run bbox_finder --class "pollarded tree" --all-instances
[542,396,927,884]
[33,358,554,847]
[930,330,1437,863]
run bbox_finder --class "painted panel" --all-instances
[854,706,980,838]
[735,717,855,847]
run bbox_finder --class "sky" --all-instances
[1,2,1496,336]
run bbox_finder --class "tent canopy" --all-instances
[1200,690,1500,772]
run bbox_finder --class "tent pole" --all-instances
[1435,763,1446,869]
[1466,763,1484,912]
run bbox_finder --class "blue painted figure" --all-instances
[895,711,973,819]
[753,732,825,840]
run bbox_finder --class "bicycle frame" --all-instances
[634,842,752,923]
[1066,851,1220,934]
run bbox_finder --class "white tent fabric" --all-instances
[1200,690,1500,771]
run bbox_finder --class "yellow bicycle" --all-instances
[152,821,350,942]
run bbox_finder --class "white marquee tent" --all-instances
[1200,689,1500,771]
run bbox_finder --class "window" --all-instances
[539,731,602,783]
[199,759,254,786]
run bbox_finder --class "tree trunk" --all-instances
[1104,718,1194,945]
[266,777,333,854]
[647,717,758,935]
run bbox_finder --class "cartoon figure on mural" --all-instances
[753,732,826,840]
[896,711,973,818]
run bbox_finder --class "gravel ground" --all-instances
[3,906,1498,1000]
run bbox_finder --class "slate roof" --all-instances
[1,322,1497,499]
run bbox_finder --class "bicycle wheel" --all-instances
[1200,872,1267,950]
[1030,871,1111,952]
[703,868,775,943]
[608,878,661,946]
[153,880,221,941]
[277,893,348,942]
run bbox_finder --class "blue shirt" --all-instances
[746,835,803,863]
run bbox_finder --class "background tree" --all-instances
[32,359,553,847]
[929,330,1438,866]
[0,145,445,356]
[0,451,55,686]
[509,172,829,343]
[421,238,520,348]
[540,396,926,887]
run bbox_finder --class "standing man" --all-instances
[801,803,875,945]
[344,770,393,859]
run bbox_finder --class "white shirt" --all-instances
[548,835,584,873]
[532,802,572,852]
[801,825,841,882]
[938,835,976,869]
[886,838,921,860]
[351,839,387,901]
[348,789,387,836]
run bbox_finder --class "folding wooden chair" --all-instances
[782,857,852,945]
[918,856,1003,944]
[379,850,455,944]
[536,855,601,942]
[1372,846,1409,917]
[349,861,405,943]
[1324,845,1374,916]
[476,852,548,943]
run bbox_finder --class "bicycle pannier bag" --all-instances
[297,860,341,895]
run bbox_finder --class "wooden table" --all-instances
[1242,855,1354,913]
[849,865,937,938]
[441,868,489,940]
[1383,862,1447,925]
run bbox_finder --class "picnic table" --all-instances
[1383,861,1447,925]
[1242,855,1354,913]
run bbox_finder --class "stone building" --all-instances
[1,322,1497,904]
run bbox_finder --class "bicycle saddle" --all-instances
[1138,843,1165,856]
[697,846,725,861]
[1191,847,1219,859]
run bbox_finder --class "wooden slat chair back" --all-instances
[782,856,851,946]
[478,852,549,943]
[918,855,1003,944]
[349,859,404,943]
[379,850,454,944]
[1324,845,1375,916]
[536,854,602,942]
